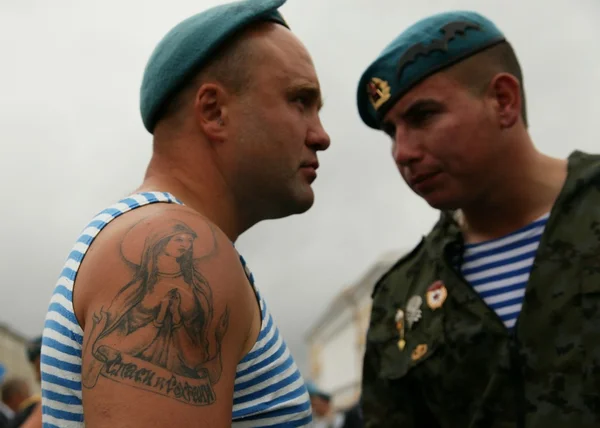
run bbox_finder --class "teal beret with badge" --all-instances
[357,11,506,129]
[140,0,289,134]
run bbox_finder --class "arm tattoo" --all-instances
[81,217,230,406]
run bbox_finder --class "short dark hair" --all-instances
[448,41,528,127]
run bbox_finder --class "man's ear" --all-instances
[193,83,228,141]
[488,73,522,129]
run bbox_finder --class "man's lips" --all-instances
[300,161,319,170]
[409,171,441,187]
[300,161,319,182]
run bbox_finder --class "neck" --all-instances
[136,140,247,242]
[156,254,180,274]
[457,146,567,244]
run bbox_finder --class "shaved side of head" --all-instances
[446,41,528,127]
[156,23,282,130]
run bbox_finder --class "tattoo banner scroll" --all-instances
[82,311,216,406]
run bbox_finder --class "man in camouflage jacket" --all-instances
[354,10,600,428]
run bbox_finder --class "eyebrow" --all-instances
[381,98,443,131]
[400,98,443,118]
[288,82,324,111]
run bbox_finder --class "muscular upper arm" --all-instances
[75,207,255,427]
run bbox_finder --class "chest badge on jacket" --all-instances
[426,280,448,310]
[395,309,406,350]
[411,343,428,361]
[406,295,423,329]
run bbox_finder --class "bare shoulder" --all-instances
[74,204,256,426]
[75,204,249,325]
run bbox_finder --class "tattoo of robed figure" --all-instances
[82,218,229,406]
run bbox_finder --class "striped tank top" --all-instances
[461,213,550,329]
[40,192,312,427]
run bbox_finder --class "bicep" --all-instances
[79,211,251,427]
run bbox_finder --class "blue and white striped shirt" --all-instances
[41,192,312,427]
[461,213,550,329]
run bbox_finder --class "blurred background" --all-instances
[0,0,598,418]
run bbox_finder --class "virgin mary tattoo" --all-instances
[82,217,229,406]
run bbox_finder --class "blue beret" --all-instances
[140,0,289,133]
[357,11,506,129]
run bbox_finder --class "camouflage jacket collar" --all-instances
[424,150,600,259]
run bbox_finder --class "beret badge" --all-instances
[367,77,391,110]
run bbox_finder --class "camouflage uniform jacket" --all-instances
[362,151,600,428]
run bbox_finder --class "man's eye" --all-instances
[410,110,437,125]
[293,96,309,106]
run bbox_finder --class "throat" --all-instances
[455,208,551,245]
[457,156,567,244]
[156,254,181,274]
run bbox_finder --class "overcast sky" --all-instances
[1,0,599,377]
